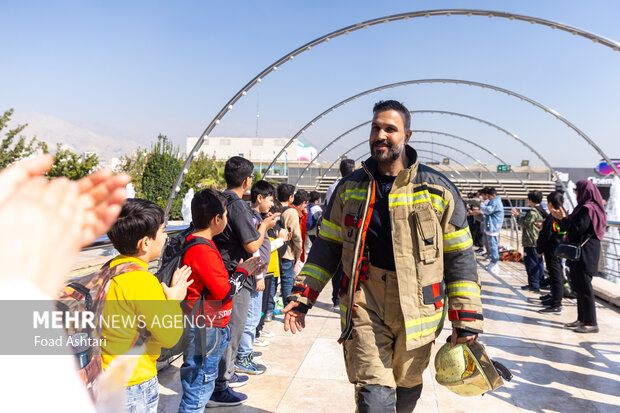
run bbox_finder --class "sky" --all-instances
[2,0,620,168]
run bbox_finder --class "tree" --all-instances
[142,134,184,218]
[182,152,226,192]
[0,108,48,169]
[116,147,148,198]
[46,143,99,180]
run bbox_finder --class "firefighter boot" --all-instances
[356,385,396,413]
[395,384,423,412]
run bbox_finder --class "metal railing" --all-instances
[77,214,620,283]
[500,207,620,283]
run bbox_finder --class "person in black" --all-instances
[551,180,607,333]
[537,191,566,313]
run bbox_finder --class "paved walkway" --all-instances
[158,260,620,413]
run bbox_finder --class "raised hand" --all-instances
[162,265,194,301]
[0,155,130,297]
[262,212,281,230]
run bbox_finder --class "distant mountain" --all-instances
[10,112,141,163]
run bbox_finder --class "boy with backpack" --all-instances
[210,157,280,406]
[102,198,194,413]
[178,189,262,412]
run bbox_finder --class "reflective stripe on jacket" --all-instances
[289,146,483,351]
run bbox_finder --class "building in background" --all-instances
[186,136,318,178]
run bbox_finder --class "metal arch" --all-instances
[313,147,477,193]
[355,151,480,192]
[305,111,532,195]
[293,112,530,190]
[167,11,620,216]
[308,141,368,189]
[293,123,369,184]
[413,129,532,188]
[411,139,516,208]
[410,110,576,206]
[266,78,612,199]
[416,152,478,192]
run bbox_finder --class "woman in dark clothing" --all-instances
[551,180,607,333]
[537,191,566,313]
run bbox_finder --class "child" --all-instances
[235,180,277,374]
[210,157,279,406]
[179,189,262,412]
[102,198,193,413]
[256,199,290,336]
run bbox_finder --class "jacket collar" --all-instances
[363,145,419,185]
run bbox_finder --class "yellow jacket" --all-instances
[101,255,182,386]
[290,146,483,351]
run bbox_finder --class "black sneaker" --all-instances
[207,388,248,408]
[575,325,599,334]
[229,373,249,388]
[521,285,540,292]
[538,306,562,314]
[538,294,551,300]
[541,298,553,307]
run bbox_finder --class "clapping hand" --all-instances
[161,265,194,302]
[237,256,263,275]
[0,155,130,297]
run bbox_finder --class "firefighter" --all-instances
[283,100,484,412]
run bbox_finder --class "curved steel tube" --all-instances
[168,9,620,216]
[268,79,612,202]
[294,115,519,187]
[316,148,477,193]
[271,79,615,189]
[355,149,484,191]
[308,140,368,189]
[413,139,515,207]
[411,110,576,205]
[415,150,478,192]
[293,123,369,183]
[305,111,532,195]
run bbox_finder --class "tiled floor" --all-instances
[158,259,620,412]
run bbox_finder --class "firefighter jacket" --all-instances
[288,146,483,351]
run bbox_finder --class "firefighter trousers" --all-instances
[342,264,432,411]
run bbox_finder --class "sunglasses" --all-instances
[596,161,620,176]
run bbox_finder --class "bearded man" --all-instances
[283,100,483,412]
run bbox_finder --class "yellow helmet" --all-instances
[434,341,512,397]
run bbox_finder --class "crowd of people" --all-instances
[114,156,326,411]
[467,183,606,333]
[0,100,609,412]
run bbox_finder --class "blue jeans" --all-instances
[126,375,158,413]
[267,259,294,313]
[486,234,499,264]
[238,289,263,358]
[179,326,230,413]
[524,247,544,289]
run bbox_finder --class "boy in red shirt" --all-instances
[178,189,261,413]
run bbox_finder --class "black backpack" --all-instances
[155,224,213,362]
